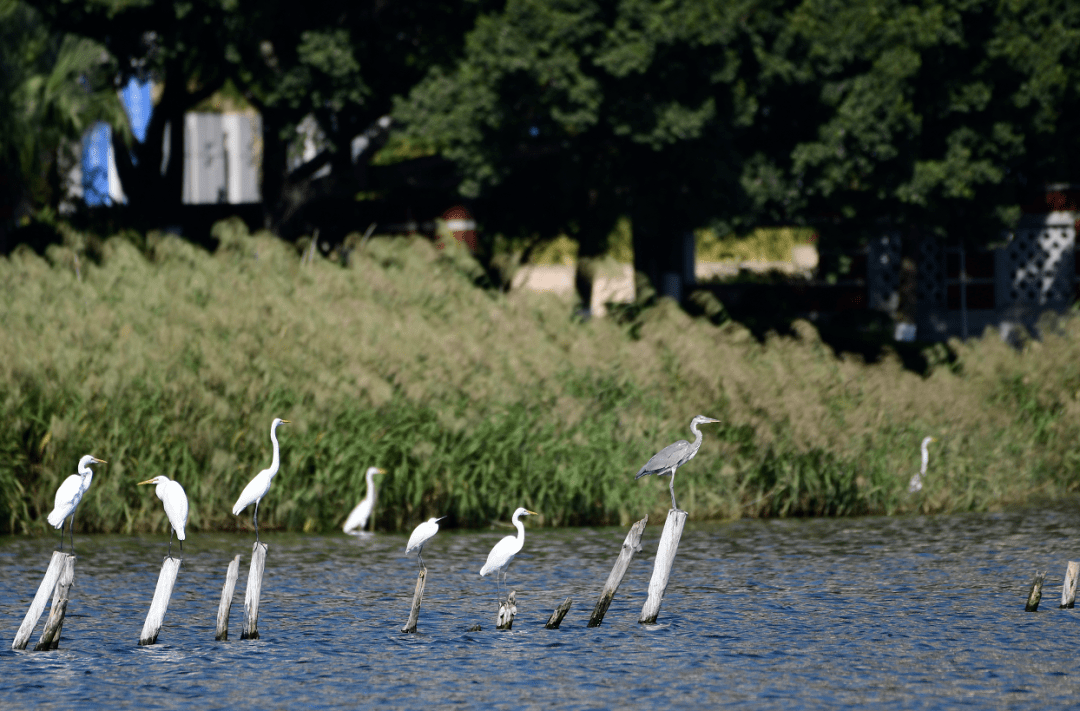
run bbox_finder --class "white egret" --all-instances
[635,415,720,510]
[406,516,446,571]
[479,507,538,605]
[908,436,938,493]
[232,418,290,543]
[47,455,106,553]
[138,475,189,558]
[342,466,385,534]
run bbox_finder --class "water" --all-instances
[1,508,1077,709]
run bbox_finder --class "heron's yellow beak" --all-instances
[93,458,107,464]
[376,468,387,474]
[931,437,938,442]
[137,478,156,486]
[281,419,291,424]
[525,510,540,516]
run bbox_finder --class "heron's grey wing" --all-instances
[635,440,692,478]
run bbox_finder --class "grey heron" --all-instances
[635,415,720,510]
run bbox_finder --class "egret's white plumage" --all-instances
[908,436,938,493]
[138,475,189,557]
[343,467,385,534]
[232,418,289,542]
[635,415,720,510]
[480,507,538,604]
[47,455,106,552]
[406,516,445,570]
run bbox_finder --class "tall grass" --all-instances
[1,217,1079,535]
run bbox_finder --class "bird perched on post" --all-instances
[907,436,938,493]
[232,418,289,543]
[480,507,539,606]
[343,466,385,534]
[635,415,720,511]
[138,476,189,558]
[48,455,107,553]
[406,516,446,571]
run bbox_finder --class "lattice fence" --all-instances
[1003,216,1076,307]
[867,232,902,312]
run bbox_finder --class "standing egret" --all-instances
[908,436,938,493]
[343,467,385,534]
[232,418,290,543]
[635,415,720,511]
[479,507,539,605]
[138,476,189,558]
[406,516,446,571]
[47,455,106,553]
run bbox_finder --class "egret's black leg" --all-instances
[69,514,76,554]
[253,500,260,545]
[168,529,174,559]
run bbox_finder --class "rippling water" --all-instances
[2,507,1078,709]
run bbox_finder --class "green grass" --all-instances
[2,217,1080,536]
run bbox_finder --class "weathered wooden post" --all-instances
[1025,571,1045,612]
[241,542,268,640]
[139,557,182,645]
[588,515,648,627]
[34,554,76,651]
[545,597,573,629]
[401,568,427,634]
[496,590,517,630]
[1060,561,1079,609]
[639,509,688,624]
[215,555,241,641]
[12,552,74,650]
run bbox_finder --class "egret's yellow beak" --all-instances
[525,510,540,516]
[281,419,291,424]
[93,458,108,464]
[137,478,155,486]
[376,468,387,474]
[931,437,938,442]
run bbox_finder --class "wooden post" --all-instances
[12,551,72,650]
[545,597,573,629]
[401,567,427,634]
[496,590,517,630]
[1025,571,1045,612]
[241,542,268,640]
[1060,561,1079,609]
[639,509,688,624]
[139,557,182,646]
[588,515,648,627]
[215,555,241,641]
[33,554,76,651]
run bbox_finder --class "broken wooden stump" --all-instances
[215,555,241,641]
[12,551,74,651]
[1025,571,1045,612]
[639,508,688,624]
[34,554,76,651]
[588,515,648,627]
[545,597,573,629]
[401,567,427,634]
[496,590,517,630]
[1060,561,1079,609]
[139,557,182,646]
[241,542,268,640]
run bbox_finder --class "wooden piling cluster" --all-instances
[12,552,76,651]
[1023,561,1080,613]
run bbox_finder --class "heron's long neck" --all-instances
[269,426,281,475]
[689,422,704,453]
[921,444,929,475]
[81,470,93,491]
[365,471,376,503]
[513,514,526,543]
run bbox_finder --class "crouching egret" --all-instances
[480,507,538,605]
[232,418,289,543]
[138,476,189,558]
[343,467,385,534]
[908,436,938,493]
[48,455,106,553]
[406,516,445,571]
[635,415,720,510]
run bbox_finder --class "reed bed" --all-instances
[1,217,1078,535]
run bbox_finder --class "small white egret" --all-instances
[138,475,189,557]
[406,516,446,570]
[908,436,938,493]
[232,418,290,543]
[479,507,538,605]
[342,466,385,534]
[635,415,720,510]
[47,455,106,553]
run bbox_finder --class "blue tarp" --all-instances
[82,77,153,205]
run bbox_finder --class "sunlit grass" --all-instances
[1,217,1079,536]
